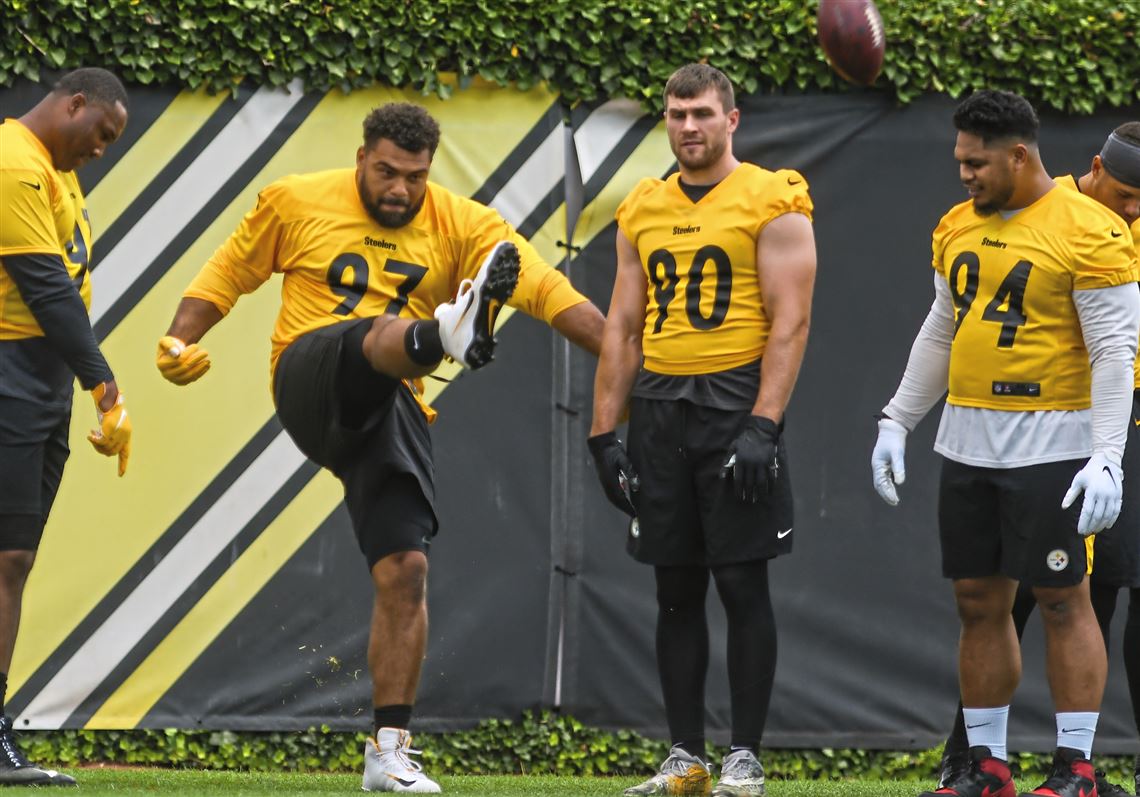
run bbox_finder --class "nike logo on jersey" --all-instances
[776,528,793,539]
[19,180,40,190]
[787,177,802,185]
[1111,231,1123,237]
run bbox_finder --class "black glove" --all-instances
[721,416,780,503]
[587,432,640,517]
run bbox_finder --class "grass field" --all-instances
[47,769,946,796]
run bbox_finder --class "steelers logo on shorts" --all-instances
[1046,549,1070,572]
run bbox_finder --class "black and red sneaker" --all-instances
[1093,770,1128,797]
[920,746,1016,797]
[1019,748,1097,797]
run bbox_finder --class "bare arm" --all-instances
[590,230,647,435]
[166,297,225,344]
[550,301,605,356]
[753,213,816,421]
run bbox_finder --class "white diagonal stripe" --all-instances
[16,433,307,728]
[90,80,307,323]
[488,123,563,228]
[572,99,645,185]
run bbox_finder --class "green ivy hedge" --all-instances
[10,711,1137,783]
[1,0,1137,113]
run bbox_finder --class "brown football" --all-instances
[817,0,886,86]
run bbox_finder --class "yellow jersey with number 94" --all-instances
[616,163,813,375]
[933,185,1137,410]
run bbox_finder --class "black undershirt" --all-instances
[0,253,112,406]
[677,177,719,203]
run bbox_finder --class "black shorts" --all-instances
[273,319,437,569]
[939,456,1089,587]
[1089,391,1140,588]
[0,396,71,551]
[625,397,794,567]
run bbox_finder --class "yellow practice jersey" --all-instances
[1055,174,1140,388]
[0,119,93,338]
[615,162,813,375]
[185,169,586,377]
[934,185,1137,410]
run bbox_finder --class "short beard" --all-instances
[365,199,422,228]
[674,137,726,173]
[971,183,1014,217]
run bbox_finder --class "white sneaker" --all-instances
[624,745,711,796]
[433,241,520,369]
[711,749,765,796]
[362,728,441,793]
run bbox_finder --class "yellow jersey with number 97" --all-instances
[185,169,586,378]
[933,185,1137,410]
[0,119,93,339]
[615,163,813,375]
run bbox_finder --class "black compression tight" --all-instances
[654,560,777,756]
[1127,587,1140,735]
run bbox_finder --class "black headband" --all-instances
[1100,131,1140,188]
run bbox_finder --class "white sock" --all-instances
[963,706,1010,761]
[1056,712,1098,758]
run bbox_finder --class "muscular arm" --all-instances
[165,296,225,344]
[1,252,114,392]
[550,301,605,356]
[752,212,816,421]
[590,230,646,435]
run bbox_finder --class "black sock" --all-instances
[654,565,710,758]
[711,560,776,753]
[373,704,413,735]
[0,671,7,717]
[1125,588,1140,736]
[404,321,443,366]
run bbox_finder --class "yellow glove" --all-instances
[88,383,131,477]
[156,335,210,385]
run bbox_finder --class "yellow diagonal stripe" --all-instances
[14,81,560,699]
[86,89,227,233]
[85,469,341,727]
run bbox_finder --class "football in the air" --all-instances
[817,0,886,86]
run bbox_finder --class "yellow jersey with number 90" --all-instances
[0,119,93,339]
[615,163,813,375]
[933,185,1137,410]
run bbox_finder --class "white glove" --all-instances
[871,417,908,506]
[1061,452,1124,536]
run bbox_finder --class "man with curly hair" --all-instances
[157,102,604,793]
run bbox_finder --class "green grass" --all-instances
[46,769,944,796]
